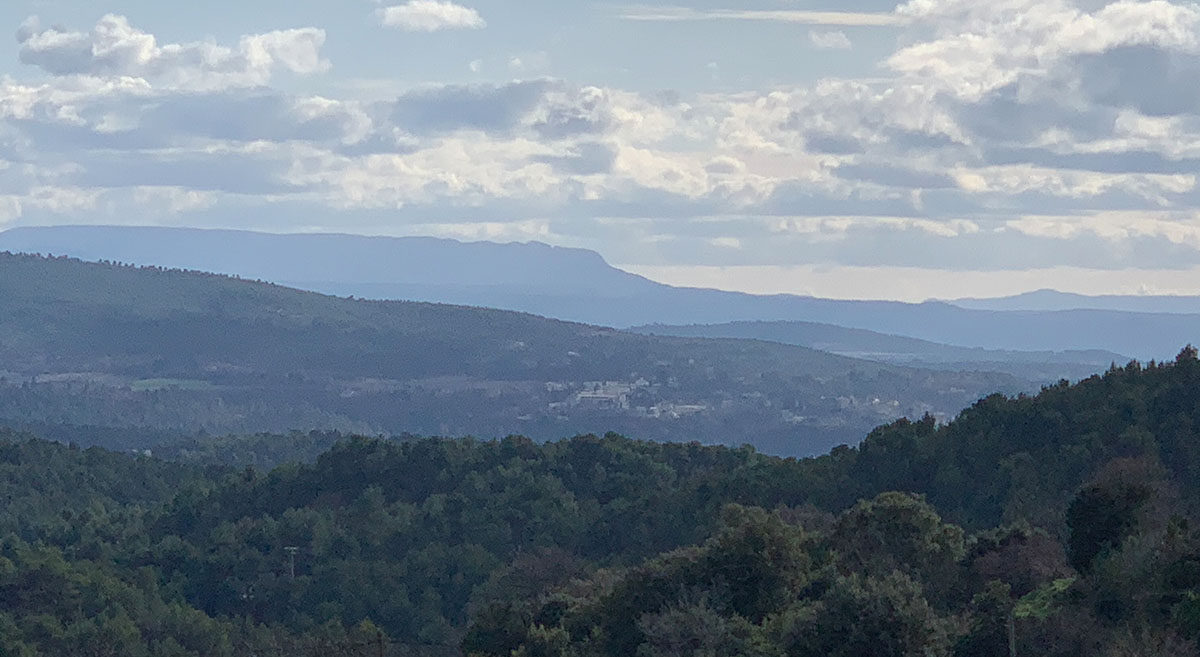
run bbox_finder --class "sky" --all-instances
[1,0,1200,301]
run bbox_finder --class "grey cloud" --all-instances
[73,151,298,195]
[16,20,93,76]
[532,94,611,139]
[917,186,1185,220]
[532,142,616,175]
[957,84,1118,144]
[4,110,152,153]
[385,81,616,140]
[390,80,553,135]
[1004,187,1187,214]
[1075,46,1200,116]
[137,93,356,144]
[704,158,744,175]
[985,147,1200,175]
[884,128,964,153]
[763,182,922,217]
[1,87,379,160]
[804,132,864,154]
[334,133,421,157]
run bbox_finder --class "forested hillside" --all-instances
[0,252,1021,456]
[4,352,1200,654]
[632,319,1125,381]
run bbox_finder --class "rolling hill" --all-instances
[0,252,1022,456]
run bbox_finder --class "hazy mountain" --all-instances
[0,252,1025,456]
[0,223,656,302]
[949,288,1200,315]
[632,320,1128,381]
[5,226,1200,360]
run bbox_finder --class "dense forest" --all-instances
[5,351,1200,654]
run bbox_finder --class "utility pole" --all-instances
[284,546,299,580]
[377,631,385,657]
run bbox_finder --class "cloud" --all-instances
[17,15,328,90]
[7,1,1200,287]
[834,163,957,189]
[378,1,486,32]
[132,187,219,214]
[887,0,1200,101]
[390,80,553,134]
[809,30,853,50]
[508,52,550,73]
[618,6,908,26]
[1074,46,1200,116]
[532,142,618,175]
[73,147,301,195]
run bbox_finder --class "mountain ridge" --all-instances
[949,288,1200,314]
[5,225,1200,360]
[631,319,1129,381]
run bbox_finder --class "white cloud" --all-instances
[0,197,22,225]
[17,15,328,91]
[378,1,486,32]
[132,187,219,214]
[888,0,1200,100]
[7,1,1200,287]
[809,30,853,50]
[508,52,550,73]
[708,237,743,249]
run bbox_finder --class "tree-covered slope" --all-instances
[467,351,1200,657]
[777,348,1200,531]
[6,354,1200,654]
[0,252,1021,455]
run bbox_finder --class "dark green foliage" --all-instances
[1067,459,1162,574]
[783,572,952,657]
[9,351,1200,654]
[956,581,1014,657]
[0,432,807,655]
[770,349,1200,532]
[830,492,964,604]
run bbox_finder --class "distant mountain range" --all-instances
[0,252,1026,456]
[3,225,1199,361]
[948,288,1200,315]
